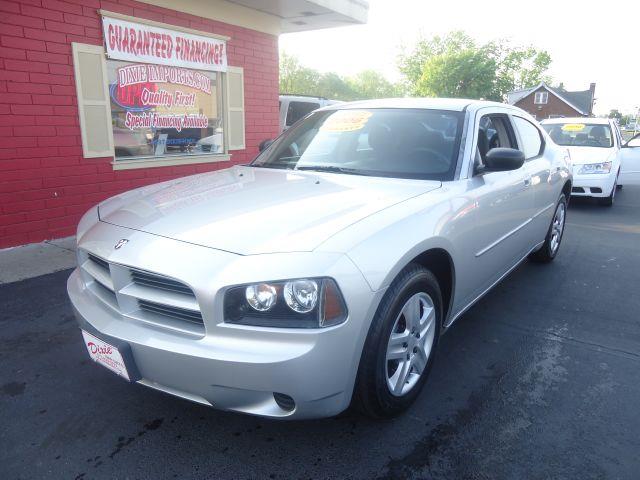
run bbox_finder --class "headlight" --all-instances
[577,161,612,174]
[245,284,277,312]
[224,278,347,328]
[284,280,319,313]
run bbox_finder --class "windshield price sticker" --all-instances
[561,123,586,132]
[321,110,373,132]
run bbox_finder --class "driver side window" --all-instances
[476,115,517,168]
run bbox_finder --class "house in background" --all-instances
[507,82,596,119]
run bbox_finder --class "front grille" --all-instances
[138,299,204,325]
[79,249,204,336]
[87,253,109,270]
[572,187,585,193]
[130,269,193,295]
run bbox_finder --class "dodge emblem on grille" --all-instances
[114,239,129,250]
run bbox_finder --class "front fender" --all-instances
[317,186,470,293]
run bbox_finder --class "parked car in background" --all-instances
[279,94,342,133]
[69,99,571,420]
[541,117,624,205]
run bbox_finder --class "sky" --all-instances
[280,0,640,116]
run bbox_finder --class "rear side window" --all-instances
[286,101,320,127]
[513,116,543,159]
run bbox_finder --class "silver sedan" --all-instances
[68,98,572,419]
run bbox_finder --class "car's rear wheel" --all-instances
[529,194,567,263]
[353,264,442,418]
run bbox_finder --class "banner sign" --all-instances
[102,16,227,72]
[111,64,211,132]
[108,63,221,157]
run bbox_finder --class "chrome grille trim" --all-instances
[87,253,110,271]
[138,300,204,325]
[91,277,118,308]
[130,269,193,295]
[78,249,204,336]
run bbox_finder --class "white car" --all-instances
[279,94,342,133]
[541,117,625,205]
[68,99,571,419]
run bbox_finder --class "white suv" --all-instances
[279,94,342,133]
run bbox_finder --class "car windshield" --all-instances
[252,108,464,180]
[542,123,613,148]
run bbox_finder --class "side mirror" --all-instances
[259,139,274,152]
[481,148,525,173]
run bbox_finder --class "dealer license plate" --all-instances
[81,331,131,381]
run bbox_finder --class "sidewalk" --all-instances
[0,237,76,284]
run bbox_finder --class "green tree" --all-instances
[279,52,401,101]
[316,72,357,100]
[492,43,552,94]
[398,31,552,101]
[398,31,476,88]
[346,70,400,99]
[415,47,497,100]
[608,109,622,121]
[279,52,320,95]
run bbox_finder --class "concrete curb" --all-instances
[0,237,76,285]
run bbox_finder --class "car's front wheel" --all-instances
[353,264,442,418]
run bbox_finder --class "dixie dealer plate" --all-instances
[81,330,131,381]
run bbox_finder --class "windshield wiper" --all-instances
[295,165,369,176]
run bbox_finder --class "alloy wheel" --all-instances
[385,292,436,397]
[550,202,566,255]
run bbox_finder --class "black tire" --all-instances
[353,264,442,418]
[529,194,567,263]
[598,179,617,207]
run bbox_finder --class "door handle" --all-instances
[524,176,532,187]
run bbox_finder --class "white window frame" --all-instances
[534,91,549,105]
[72,12,250,171]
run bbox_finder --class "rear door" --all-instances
[511,115,556,238]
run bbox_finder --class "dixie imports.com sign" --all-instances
[102,15,228,72]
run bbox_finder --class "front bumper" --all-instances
[571,172,616,198]
[67,222,379,419]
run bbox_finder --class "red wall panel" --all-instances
[0,0,280,248]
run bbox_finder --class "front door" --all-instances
[464,112,534,301]
[620,134,640,185]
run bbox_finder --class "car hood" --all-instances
[98,165,441,255]
[566,146,616,165]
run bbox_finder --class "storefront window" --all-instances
[107,60,224,159]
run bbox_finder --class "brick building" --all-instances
[0,0,367,249]
[507,82,596,120]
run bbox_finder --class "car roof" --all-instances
[318,97,508,112]
[541,117,611,125]
[280,94,328,101]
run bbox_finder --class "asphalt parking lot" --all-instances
[2,187,640,480]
